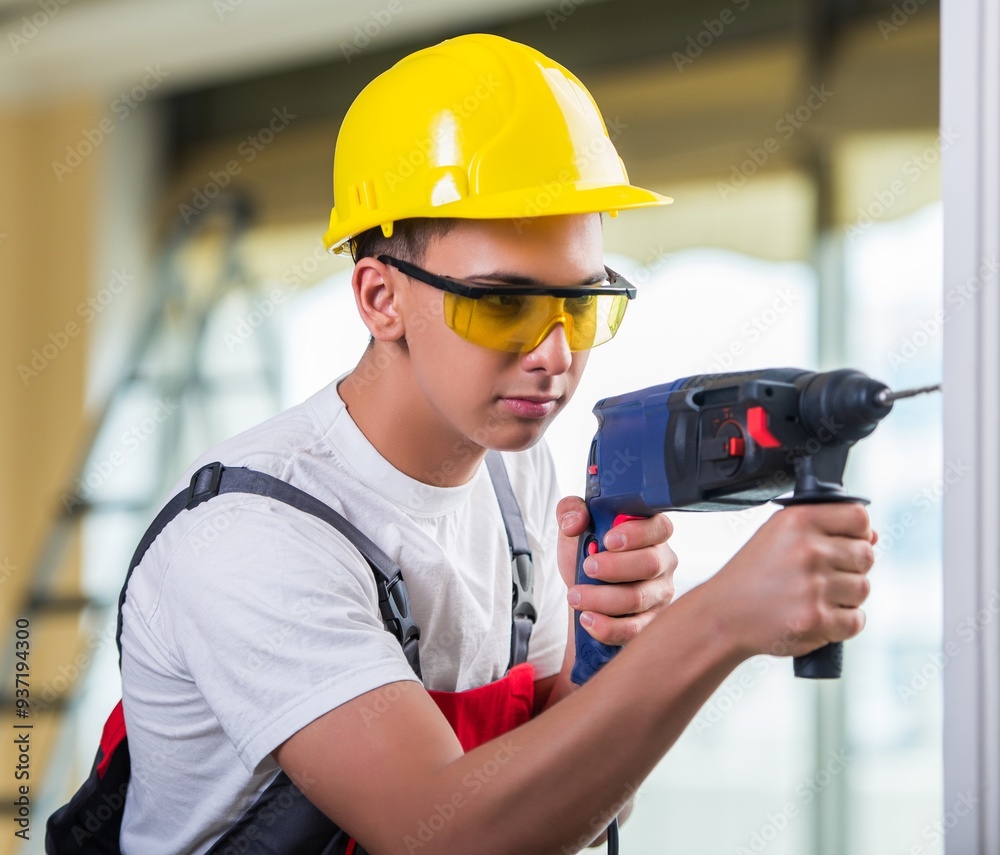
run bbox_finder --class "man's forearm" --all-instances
[398,580,744,854]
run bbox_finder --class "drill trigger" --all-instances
[612,513,646,527]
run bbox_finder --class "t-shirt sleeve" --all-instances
[516,443,570,680]
[144,494,421,774]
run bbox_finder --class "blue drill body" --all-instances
[570,367,896,686]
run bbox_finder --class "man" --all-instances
[118,34,874,854]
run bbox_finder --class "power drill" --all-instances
[570,367,940,685]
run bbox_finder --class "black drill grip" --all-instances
[775,458,869,680]
[793,641,843,679]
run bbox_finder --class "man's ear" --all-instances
[352,257,404,342]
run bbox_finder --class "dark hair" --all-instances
[350,217,459,265]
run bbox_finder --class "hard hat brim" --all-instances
[323,183,672,253]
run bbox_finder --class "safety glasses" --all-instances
[378,255,636,353]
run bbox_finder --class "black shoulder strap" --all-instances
[116,453,535,681]
[485,453,537,670]
[116,462,422,677]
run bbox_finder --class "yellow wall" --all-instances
[0,97,102,855]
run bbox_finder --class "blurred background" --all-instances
[0,1,942,853]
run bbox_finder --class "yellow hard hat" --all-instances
[322,33,671,253]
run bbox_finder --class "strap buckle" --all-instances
[186,462,224,510]
[379,574,421,648]
[511,553,536,623]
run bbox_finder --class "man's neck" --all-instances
[338,344,486,488]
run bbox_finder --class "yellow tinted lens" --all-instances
[442,292,627,353]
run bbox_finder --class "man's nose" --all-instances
[521,318,573,373]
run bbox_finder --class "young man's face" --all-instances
[394,213,604,453]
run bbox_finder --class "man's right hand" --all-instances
[704,503,876,660]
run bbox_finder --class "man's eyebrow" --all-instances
[462,270,608,287]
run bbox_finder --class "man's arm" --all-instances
[275,503,874,854]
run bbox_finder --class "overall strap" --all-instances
[115,462,422,678]
[484,452,537,670]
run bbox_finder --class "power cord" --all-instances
[607,816,619,855]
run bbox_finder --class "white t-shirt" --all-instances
[118,377,569,855]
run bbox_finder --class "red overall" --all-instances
[343,662,536,854]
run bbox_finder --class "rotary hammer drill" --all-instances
[570,367,939,685]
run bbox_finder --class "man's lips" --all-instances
[499,395,561,418]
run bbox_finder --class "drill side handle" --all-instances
[775,453,869,679]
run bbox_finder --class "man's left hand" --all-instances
[555,497,678,647]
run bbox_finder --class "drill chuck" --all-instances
[797,369,892,443]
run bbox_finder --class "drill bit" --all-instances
[874,383,942,406]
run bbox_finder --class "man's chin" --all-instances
[481,419,553,454]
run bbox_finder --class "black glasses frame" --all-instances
[378,255,637,300]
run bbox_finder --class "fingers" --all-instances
[555,496,591,590]
[823,535,876,574]
[577,607,659,646]
[582,540,678,584]
[601,513,674,551]
[563,511,678,647]
[820,605,867,644]
[569,575,676,618]
[579,514,676,584]
[794,502,873,541]
[823,571,871,609]
[556,495,590,538]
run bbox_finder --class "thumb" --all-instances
[556,496,590,589]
